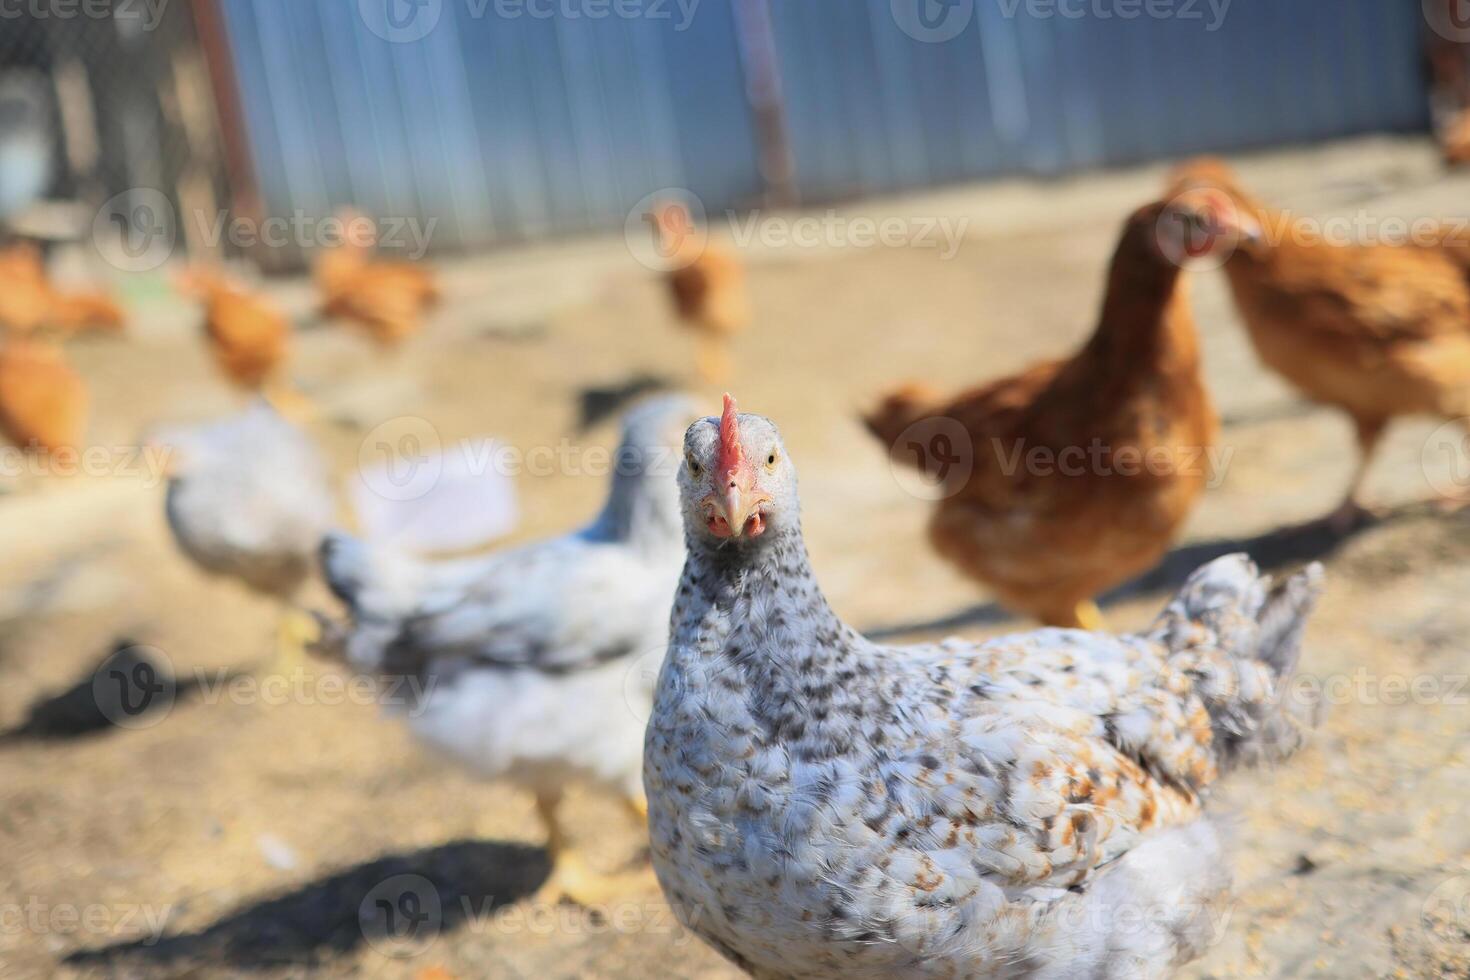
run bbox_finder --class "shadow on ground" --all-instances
[0,639,215,743]
[864,502,1445,640]
[67,840,548,972]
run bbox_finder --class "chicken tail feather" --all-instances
[319,531,374,608]
[1150,554,1325,774]
[862,382,944,471]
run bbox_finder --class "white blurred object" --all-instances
[256,833,299,872]
[0,71,54,222]
[351,437,518,554]
[156,401,335,600]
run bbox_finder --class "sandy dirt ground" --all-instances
[2,136,1469,979]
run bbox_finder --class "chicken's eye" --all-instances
[686,454,702,476]
[765,449,779,470]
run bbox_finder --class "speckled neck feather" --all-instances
[673,519,879,754]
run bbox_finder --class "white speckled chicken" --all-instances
[319,396,692,905]
[644,396,1323,979]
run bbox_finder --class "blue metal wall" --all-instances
[219,0,759,252]
[770,0,1428,199]
[218,0,1428,255]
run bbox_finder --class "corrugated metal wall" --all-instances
[771,0,1429,199]
[217,0,1429,258]
[218,0,760,254]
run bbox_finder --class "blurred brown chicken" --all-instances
[177,266,292,393]
[0,336,89,453]
[1441,109,1470,168]
[47,291,127,336]
[1167,158,1470,528]
[314,211,439,347]
[0,242,125,337]
[652,202,749,383]
[864,201,1218,629]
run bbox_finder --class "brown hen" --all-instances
[652,202,749,383]
[177,267,291,391]
[0,337,89,453]
[314,212,439,347]
[0,242,126,337]
[1167,158,1470,527]
[865,202,1217,629]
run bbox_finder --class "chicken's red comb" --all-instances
[1199,186,1234,216]
[718,393,743,479]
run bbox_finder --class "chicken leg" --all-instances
[1041,598,1107,632]
[1070,599,1108,632]
[1325,415,1386,533]
[266,604,322,678]
[530,791,657,907]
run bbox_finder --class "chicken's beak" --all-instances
[706,475,769,540]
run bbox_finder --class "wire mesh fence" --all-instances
[0,0,233,266]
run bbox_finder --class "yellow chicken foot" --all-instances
[530,793,657,907]
[1070,599,1107,633]
[267,606,322,677]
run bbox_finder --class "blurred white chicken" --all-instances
[153,401,336,663]
[317,395,691,905]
